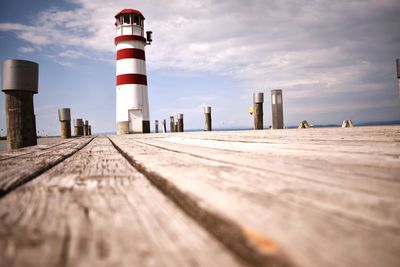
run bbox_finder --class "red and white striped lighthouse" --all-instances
[115,9,152,134]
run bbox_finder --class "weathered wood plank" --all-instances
[0,137,93,196]
[109,127,400,267]
[0,137,75,161]
[0,137,245,267]
[138,136,400,194]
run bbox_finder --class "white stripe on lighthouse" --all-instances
[116,59,147,76]
[116,41,145,50]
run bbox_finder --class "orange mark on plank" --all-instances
[242,227,279,254]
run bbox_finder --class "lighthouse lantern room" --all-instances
[115,8,152,134]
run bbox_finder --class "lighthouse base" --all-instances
[142,121,150,133]
[117,121,129,135]
[117,121,150,134]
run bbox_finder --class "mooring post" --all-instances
[74,119,84,136]
[162,119,167,133]
[271,89,284,129]
[204,106,212,131]
[253,92,264,130]
[88,125,92,135]
[396,58,400,95]
[178,113,184,132]
[2,59,39,150]
[155,120,159,133]
[170,116,175,133]
[58,108,71,139]
[84,120,89,136]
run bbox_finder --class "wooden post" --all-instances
[58,108,71,139]
[253,92,264,130]
[74,119,84,136]
[2,59,38,150]
[162,119,167,133]
[155,120,159,133]
[271,89,284,129]
[170,116,175,133]
[88,125,92,135]
[84,120,89,136]
[178,113,184,132]
[204,106,212,131]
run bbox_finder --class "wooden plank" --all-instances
[0,137,93,196]
[109,127,400,267]
[0,137,245,267]
[0,137,75,161]
[138,136,400,193]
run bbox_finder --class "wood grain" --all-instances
[109,126,400,267]
[0,137,245,267]
[0,137,93,196]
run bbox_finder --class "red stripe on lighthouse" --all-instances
[115,35,146,45]
[117,48,146,60]
[116,74,147,85]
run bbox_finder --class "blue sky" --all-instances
[1,0,400,135]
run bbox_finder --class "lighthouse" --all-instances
[115,9,152,134]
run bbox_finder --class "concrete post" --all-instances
[178,113,184,132]
[204,106,212,131]
[58,108,71,139]
[170,116,175,133]
[271,89,284,129]
[253,92,264,130]
[2,59,39,150]
[84,120,89,136]
[155,120,159,133]
[162,119,167,133]
[74,119,84,136]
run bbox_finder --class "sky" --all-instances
[0,0,399,135]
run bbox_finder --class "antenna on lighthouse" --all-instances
[146,31,153,45]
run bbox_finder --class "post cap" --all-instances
[204,106,211,114]
[178,113,184,119]
[2,59,39,93]
[253,92,264,103]
[74,118,84,127]
[271,89,283,95]
[58,108,71,121]
[85,120,89,125]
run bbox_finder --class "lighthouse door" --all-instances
[128,109,143,133]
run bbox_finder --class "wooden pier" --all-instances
[0,126,399,267]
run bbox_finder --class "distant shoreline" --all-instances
[1,120,399,138]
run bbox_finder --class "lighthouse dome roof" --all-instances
[115,9,145,19]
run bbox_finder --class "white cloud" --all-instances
[18,46,35,53]
[0,0,399,121]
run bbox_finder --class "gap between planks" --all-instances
[0,137,94,198]
[108,136,296,267]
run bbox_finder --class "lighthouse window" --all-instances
[123,14,130,24]
[133,15,140,25]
